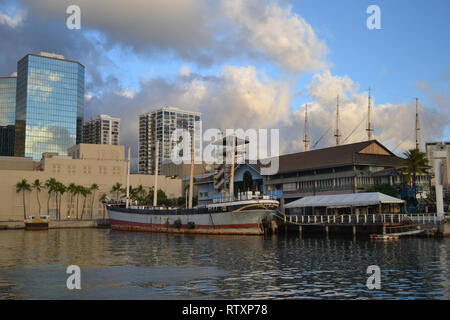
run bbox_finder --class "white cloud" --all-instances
[19,0,328,74]
[222,0,329,73]
[179,65,191,77]
[0,10,24,28]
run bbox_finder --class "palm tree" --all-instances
[16,179,31,220]
[67,183,77,219]
[31,179,43,218]
[80,187,92,220]
[56,182,66,220]
[401,149,429,194]
[111,183,122,202]
[74,185,82,220]
[99,193,108,220]
[45,178,57,216]
[90,184,99,219]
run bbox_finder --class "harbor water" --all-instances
[0,228,448,299]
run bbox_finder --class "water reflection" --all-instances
[0,229,448,299]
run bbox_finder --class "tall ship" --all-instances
[107,193,278,235]
[107,135,279,235]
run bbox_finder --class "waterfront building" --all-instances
[138,107,201,174]
[0,144,182,221]
[14,52,85,160]
[262,140,431,208]
[83,114,120,145]
[0,76,17,156]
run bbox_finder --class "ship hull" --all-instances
[107,203,276,235]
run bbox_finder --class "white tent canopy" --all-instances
[285,192,405,209]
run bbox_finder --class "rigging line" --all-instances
[343,117,365,143]
[312,127,331,149]
[393,133,414,152]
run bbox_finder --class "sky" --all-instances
[0,0,449,169]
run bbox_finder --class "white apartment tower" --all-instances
[139,107,202,174]
[83,114,120,146]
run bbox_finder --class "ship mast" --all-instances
[335,95,341,146]
[126,146,131,208]
[415,98,420,151]
[229,135,237,201]
[153,140,159,207]
[303,104,310,151]
[366,87,374,141]
[188,130,194,208]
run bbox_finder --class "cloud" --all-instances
[221,0,329,73]
[17,0,328,73]
[284,71,450,154]
[0,9,25,28]
[85,64,292,170]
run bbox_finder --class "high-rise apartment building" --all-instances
[0,76,17,156]
[14,52,84,160]
[139,107,201,174]
[83,114,120,145]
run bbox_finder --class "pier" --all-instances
[263,213,447,238]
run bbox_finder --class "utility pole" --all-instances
[415,98,420,151]
[303,104,310,151]
[335,95,341,146]
[153,140,159,207]
[366,87,374,141]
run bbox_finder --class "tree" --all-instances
[401,149,429,195]
[67,183,77,219]
[56,182,66,220]
[45,178,57,216]
[90,184,99,219]
[99,193,108,220]
[31,179,43,218]
[74,185,82,220]
[16,179,31,220]
[80,187,92,220]
[366,184,398,198]
[111,183,122,202]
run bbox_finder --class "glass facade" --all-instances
[14,54,84,160]
[0,76,16,156]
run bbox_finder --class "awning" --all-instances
[285,192,405,209]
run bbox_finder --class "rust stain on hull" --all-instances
[111,224,264,235]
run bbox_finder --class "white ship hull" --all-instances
[107,199,278,235]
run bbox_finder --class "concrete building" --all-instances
[83,114,120,145]
[138,107,201,174]
[0,76,17,156]
[0,144,182,221]
[14,52,85,160]
[426,142,449,192]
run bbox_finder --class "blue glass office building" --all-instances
[14,53,84,160]
[0,76,17,156]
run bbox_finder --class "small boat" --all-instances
[370,234,399,241]
[24,215,49,230]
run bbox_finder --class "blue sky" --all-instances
[0,0,448,156]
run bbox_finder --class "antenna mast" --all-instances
[303,104,310,151]
[366,87,374,141]
[335,95,341,145]
[415,98,420,151]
